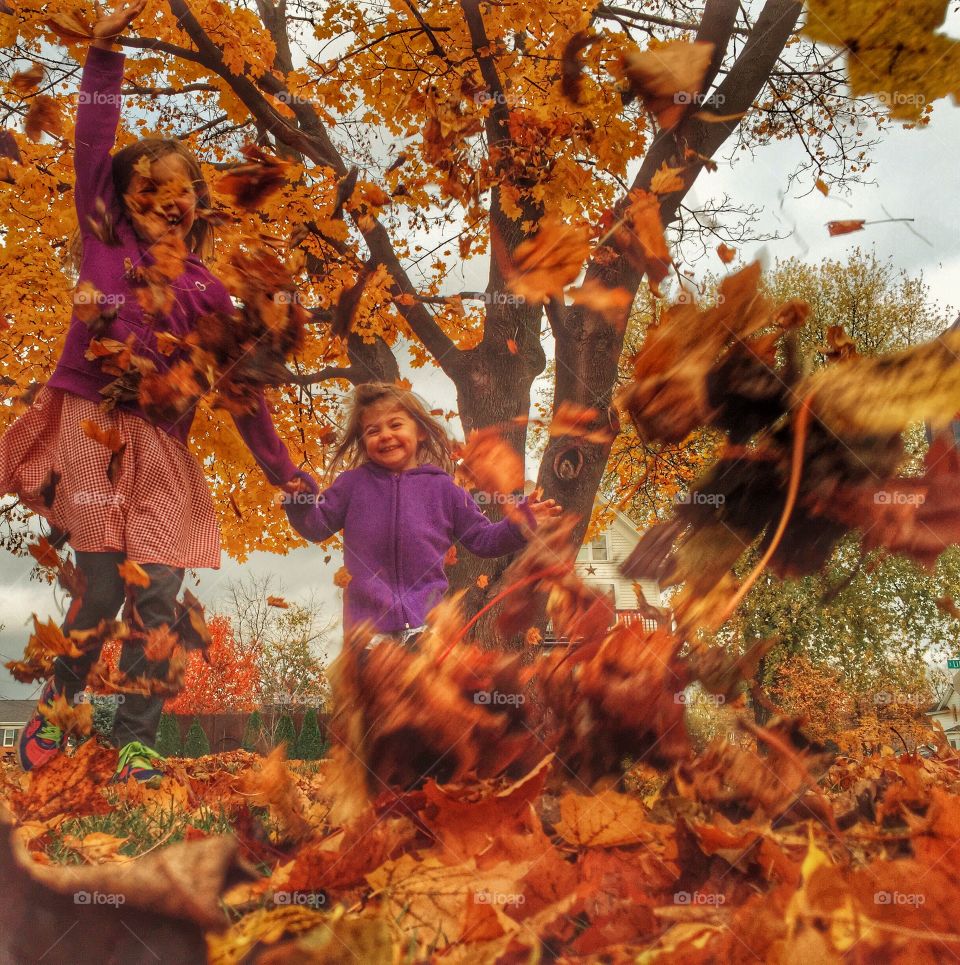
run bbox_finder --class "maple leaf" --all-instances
[44,11,95,43]
[506,218,591,304]
[24,95,64,142]
[458,427,524,497]
[616,41,715,129]
[650,162,686,195]
[10,63,44,96]
[803,0,960,119]
[117,560,151,588]
[216,143,291,210]
[610,189,672,294]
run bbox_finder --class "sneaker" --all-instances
[113,741,165,787]
[17,680,67,772]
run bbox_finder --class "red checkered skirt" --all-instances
[0,387,220,568]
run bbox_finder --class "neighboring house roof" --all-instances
[0,700,38,726]
[926,690,960,715]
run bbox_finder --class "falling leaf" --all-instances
[815,178,830,196]
[611,189,672,294]
[716,243,736,264]
[827,219,866,237]
[506,218,591,304]
[333,567,352,589]
[650,162,686,195]
[216,143,291,210]
[118,561,151,588]
[458,427,524,496]
[568,279,632,325]
[561,31,598,105]
[10,63,44,96]
[80,419,123,453]
[38,694,93,739]
[506,338,518,354]
[267,595,290,608]
[24,95,64,142]
[143,626,179,662]
[616,41,715,130]
[476,574,490,589]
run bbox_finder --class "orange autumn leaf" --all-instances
[144,626,180,662]
[267,595,290,608]
[216,143,291,211]
[612,190,672,294]
[476,574,490,589]
[506,338,518,354]
[506,218,591,304]
[24,95,64,142]
[650,162,686,195]
[80,419,124,453]
[334,566,352,589]
[38,693,94,739]
[568,279,633,325]
[10,63,44,96]
[118,560,151,588]
[28,537,61,570]
[827,219,866,236]
[616,40,715,130]
[459,427,524,495]
[44,10,95,42]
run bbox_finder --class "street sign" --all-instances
[949,658,960,669]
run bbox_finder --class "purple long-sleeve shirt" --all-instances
[46,46,296,485]
[283,463,535,633]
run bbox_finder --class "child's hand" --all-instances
[92,0,147,49]
[280,475,313,495]
[528,490,562,525]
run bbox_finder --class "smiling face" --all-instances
[360,403,426,472]
[123,153,197,246]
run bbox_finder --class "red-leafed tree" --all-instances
[164,615,259,716]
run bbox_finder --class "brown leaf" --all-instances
[44,11,95,43]
[611,190,671,294]
[267,595,290,608]
[561,31,598,105]
[24,95,64,142]
[10,63,44,96]
[716,243,736,264]
[80,419,123,453]
[215,143,291,211]
[617,41,715,129]
[506,217,591,304]
[458,427,524,496]
[826,219,866,236]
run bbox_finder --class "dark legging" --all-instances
[52,550,185,748]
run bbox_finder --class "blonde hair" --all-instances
[325,382,454,483]
[67,138,214,271]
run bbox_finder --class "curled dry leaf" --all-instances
[616,40,715,129]
[610,189,671,294]
[117,560,151,588]
[827,219,866,236]
[24,95,64,142]
[216,143,291,211]
[10,63,44,96]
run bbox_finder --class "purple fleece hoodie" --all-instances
[283,463,535,633]
[46,47,296,485]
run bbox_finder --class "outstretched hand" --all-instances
[528,490,562,525]
[92,0,147,48]
[280,475,314,495]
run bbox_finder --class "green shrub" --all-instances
[155,713,182,756]
[183,717,210,758]
[295,709,325,760]
[242,709,265,753]
[273,714,296,757]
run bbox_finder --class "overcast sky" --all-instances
[2,34,959,703]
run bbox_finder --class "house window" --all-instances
[587,536,608,561]
[2,728,15,748]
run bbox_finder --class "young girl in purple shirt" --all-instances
[284,382,561,641]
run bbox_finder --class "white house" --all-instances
[546,508,668,643]
[926,689,960,749]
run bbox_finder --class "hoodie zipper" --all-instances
[393,473,409,629]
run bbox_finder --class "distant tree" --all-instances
[155,713,182,757]
[242,709,266,754]
[183,717,210,758]
[295,710,326,761]
[273,714,297,758]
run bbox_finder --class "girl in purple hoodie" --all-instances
[283,382,561,644]
[0,1,306,783]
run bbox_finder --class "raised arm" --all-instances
[74,1,147,228]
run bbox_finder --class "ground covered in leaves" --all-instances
[3,679,960,962]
